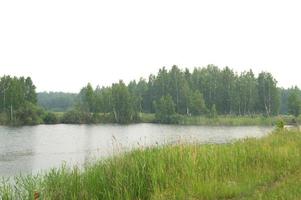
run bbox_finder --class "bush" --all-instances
[61,109,93,124]
[43,112,59,124]
[15,102,44,125]
[91,113,114,123]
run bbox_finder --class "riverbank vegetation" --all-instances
[1,128,301,199]
[0,76,43,125]
[62,65,301,124]
[1,65,301,125]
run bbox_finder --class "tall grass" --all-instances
[1,129,301,199]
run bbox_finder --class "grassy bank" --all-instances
[1,128,301,199]
[142,113,300,126]
[178,115,301,126]
[1,110,300,126]
[125,114,301,126]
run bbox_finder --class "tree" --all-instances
[15,102,44,125]
[25,77,37,104]
[257,72,280,116]
[111,80,136,123]
[0,75,42,124]
[136,78,149,112]
[189,91,206,115]
[208,104,217,118]
[279,88,290,114]
[288,86,301,117]
[78,83,95,112]
[235,70,258,115]
[220,67,236,114]
[154,95,178,123]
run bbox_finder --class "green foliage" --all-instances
[276,119,285,129]
[50,66,284,125]
[288,86,301,117]
[0,76,37,111]
[234,70,258,115]
[127,66,280,117]
[78,83,95,112]
[208,104,217,118]
[154,95,180,123]
[3,130,301,199]
[0,75,43,125]
[37,92,77,112]
[189,90,206,115]
[42,112,59,124]
[139,113,155,123]
[61,109,92,124]
[15,102,44,125]
[1,66,290,125]
[111,80,137,124]
[257,72,280,116]
[94,86,112,113]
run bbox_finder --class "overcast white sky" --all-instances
[0,0,300,92]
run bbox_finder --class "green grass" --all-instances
[139,113,156,123]
[138,113,300,126]
[178,115,300,126]
[1,128,301,199]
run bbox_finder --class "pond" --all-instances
[0,124,273,177]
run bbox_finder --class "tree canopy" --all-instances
[2,65,297,125]
[0,75,41,124]
[73,65,284,123]
[288,86,301,117]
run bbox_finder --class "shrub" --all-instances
[61,109,93,124]
[15,102,44,125]
[43,112,59,124]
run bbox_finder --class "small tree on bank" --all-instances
[111,80,136,124]
[154,95,179,123]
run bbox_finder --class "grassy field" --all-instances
[1,128,301,199]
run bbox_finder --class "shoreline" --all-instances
[1,128,301,199]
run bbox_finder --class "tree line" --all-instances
[73,65,300,123]
[0,75,43,125]
[1,65,301,125]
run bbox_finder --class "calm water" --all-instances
[0,124,273,177]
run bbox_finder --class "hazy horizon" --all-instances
[1,0,300,92]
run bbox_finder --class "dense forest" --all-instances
[74,65,300,123]
[1,65,301,125]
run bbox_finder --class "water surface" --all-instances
[0,124,273,177]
